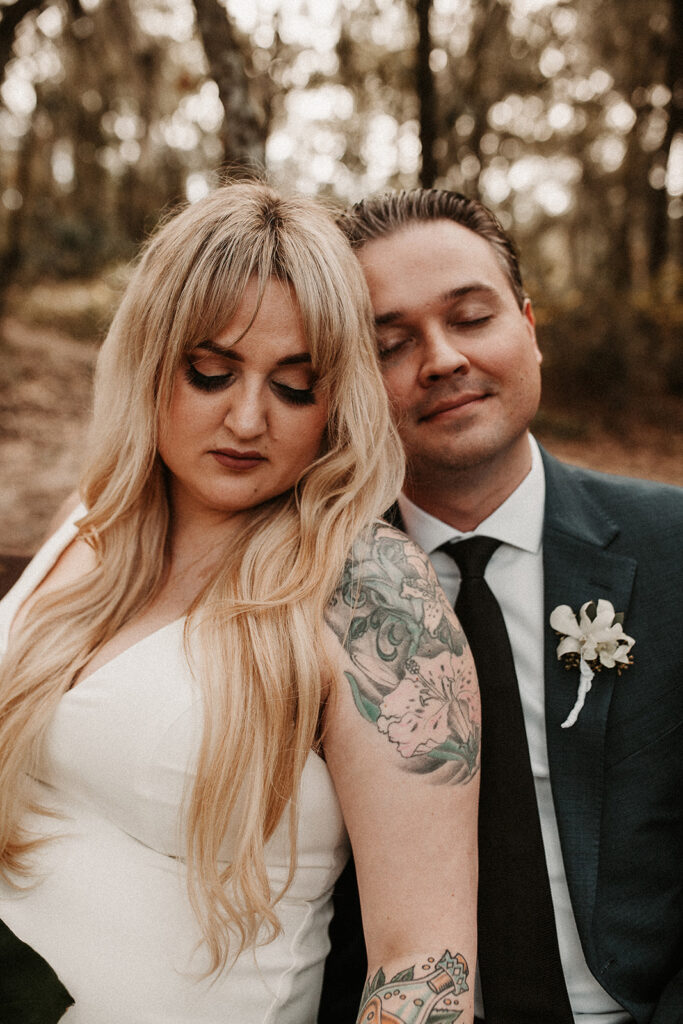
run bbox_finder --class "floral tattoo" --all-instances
[356,949,469,1023]
[326,524,480,783]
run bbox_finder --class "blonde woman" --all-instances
[0,183,480,1024]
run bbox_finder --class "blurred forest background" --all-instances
[0,0,681,554]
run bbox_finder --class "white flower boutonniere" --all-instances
[550,599,635,728]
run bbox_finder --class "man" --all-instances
[319,189,682,1023]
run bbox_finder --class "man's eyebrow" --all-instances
[195,340,312,366]
[442,284,499,303]
[374,283,499,326]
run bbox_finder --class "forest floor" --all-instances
[1,314,682,555]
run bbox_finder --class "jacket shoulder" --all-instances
[542,449,683,529]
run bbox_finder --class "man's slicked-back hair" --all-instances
[339,188,526,310]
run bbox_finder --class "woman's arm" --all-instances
[323,522,480,1024]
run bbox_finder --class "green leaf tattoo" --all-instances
[356,950,469,1024]
[391,967,416,983]
[345,671,381,723]
[326,524,480,783]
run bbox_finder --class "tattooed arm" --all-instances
[323,522,480,1024]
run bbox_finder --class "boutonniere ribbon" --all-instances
[550,599,634,728]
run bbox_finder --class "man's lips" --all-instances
[419,392,488,422]
[210,448,265,470]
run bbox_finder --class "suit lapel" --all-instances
[541,450,636,957]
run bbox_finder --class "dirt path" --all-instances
[0,318,98,554]
[1,317,681,555]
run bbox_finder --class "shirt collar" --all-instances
[398,435,545,557]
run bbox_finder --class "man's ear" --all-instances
[523,298,542,365]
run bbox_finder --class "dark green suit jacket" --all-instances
[319,448,683,1023]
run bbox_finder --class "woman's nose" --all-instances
[223,383,267,438]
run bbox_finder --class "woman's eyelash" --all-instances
[185,363,232,392]
[185,363,317,406]
[273,382,317,406]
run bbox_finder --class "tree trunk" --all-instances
[0,0,43,315]
[649,0,682,288]
[440,0,508,193]
[415,0,437,188]
[0,0,43,84]
[191,0,265,173]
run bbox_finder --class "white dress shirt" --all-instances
[398,436,631,1023]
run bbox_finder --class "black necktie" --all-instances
[441,536,573,1023]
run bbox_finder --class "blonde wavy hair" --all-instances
[0,182,404,972]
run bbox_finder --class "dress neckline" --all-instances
[69,617,187,690]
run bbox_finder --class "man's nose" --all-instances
[418,326,470,385]
[223,383,267,438]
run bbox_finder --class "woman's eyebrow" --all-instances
[194,340,312,367]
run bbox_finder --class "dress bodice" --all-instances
[0,507,349,1022]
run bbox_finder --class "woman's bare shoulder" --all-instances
[11,504,94,637]
[324,519,479,786]
[326,519,464,655]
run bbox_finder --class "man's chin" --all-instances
[404,430,531,483]
[406,442,494,478]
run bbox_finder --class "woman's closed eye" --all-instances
[271,380,317,406]
[185,354,318,407]
[185,358,234,392]
[266,362,319,406]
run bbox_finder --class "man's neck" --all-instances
[403,434,534,532]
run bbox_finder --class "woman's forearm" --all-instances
[355,949,472,1024]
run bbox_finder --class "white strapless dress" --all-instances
[0,508,349,1023]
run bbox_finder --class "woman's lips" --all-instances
[211,449,265,471]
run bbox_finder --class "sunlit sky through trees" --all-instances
[1,0,681,226]
[1,0,681,544]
